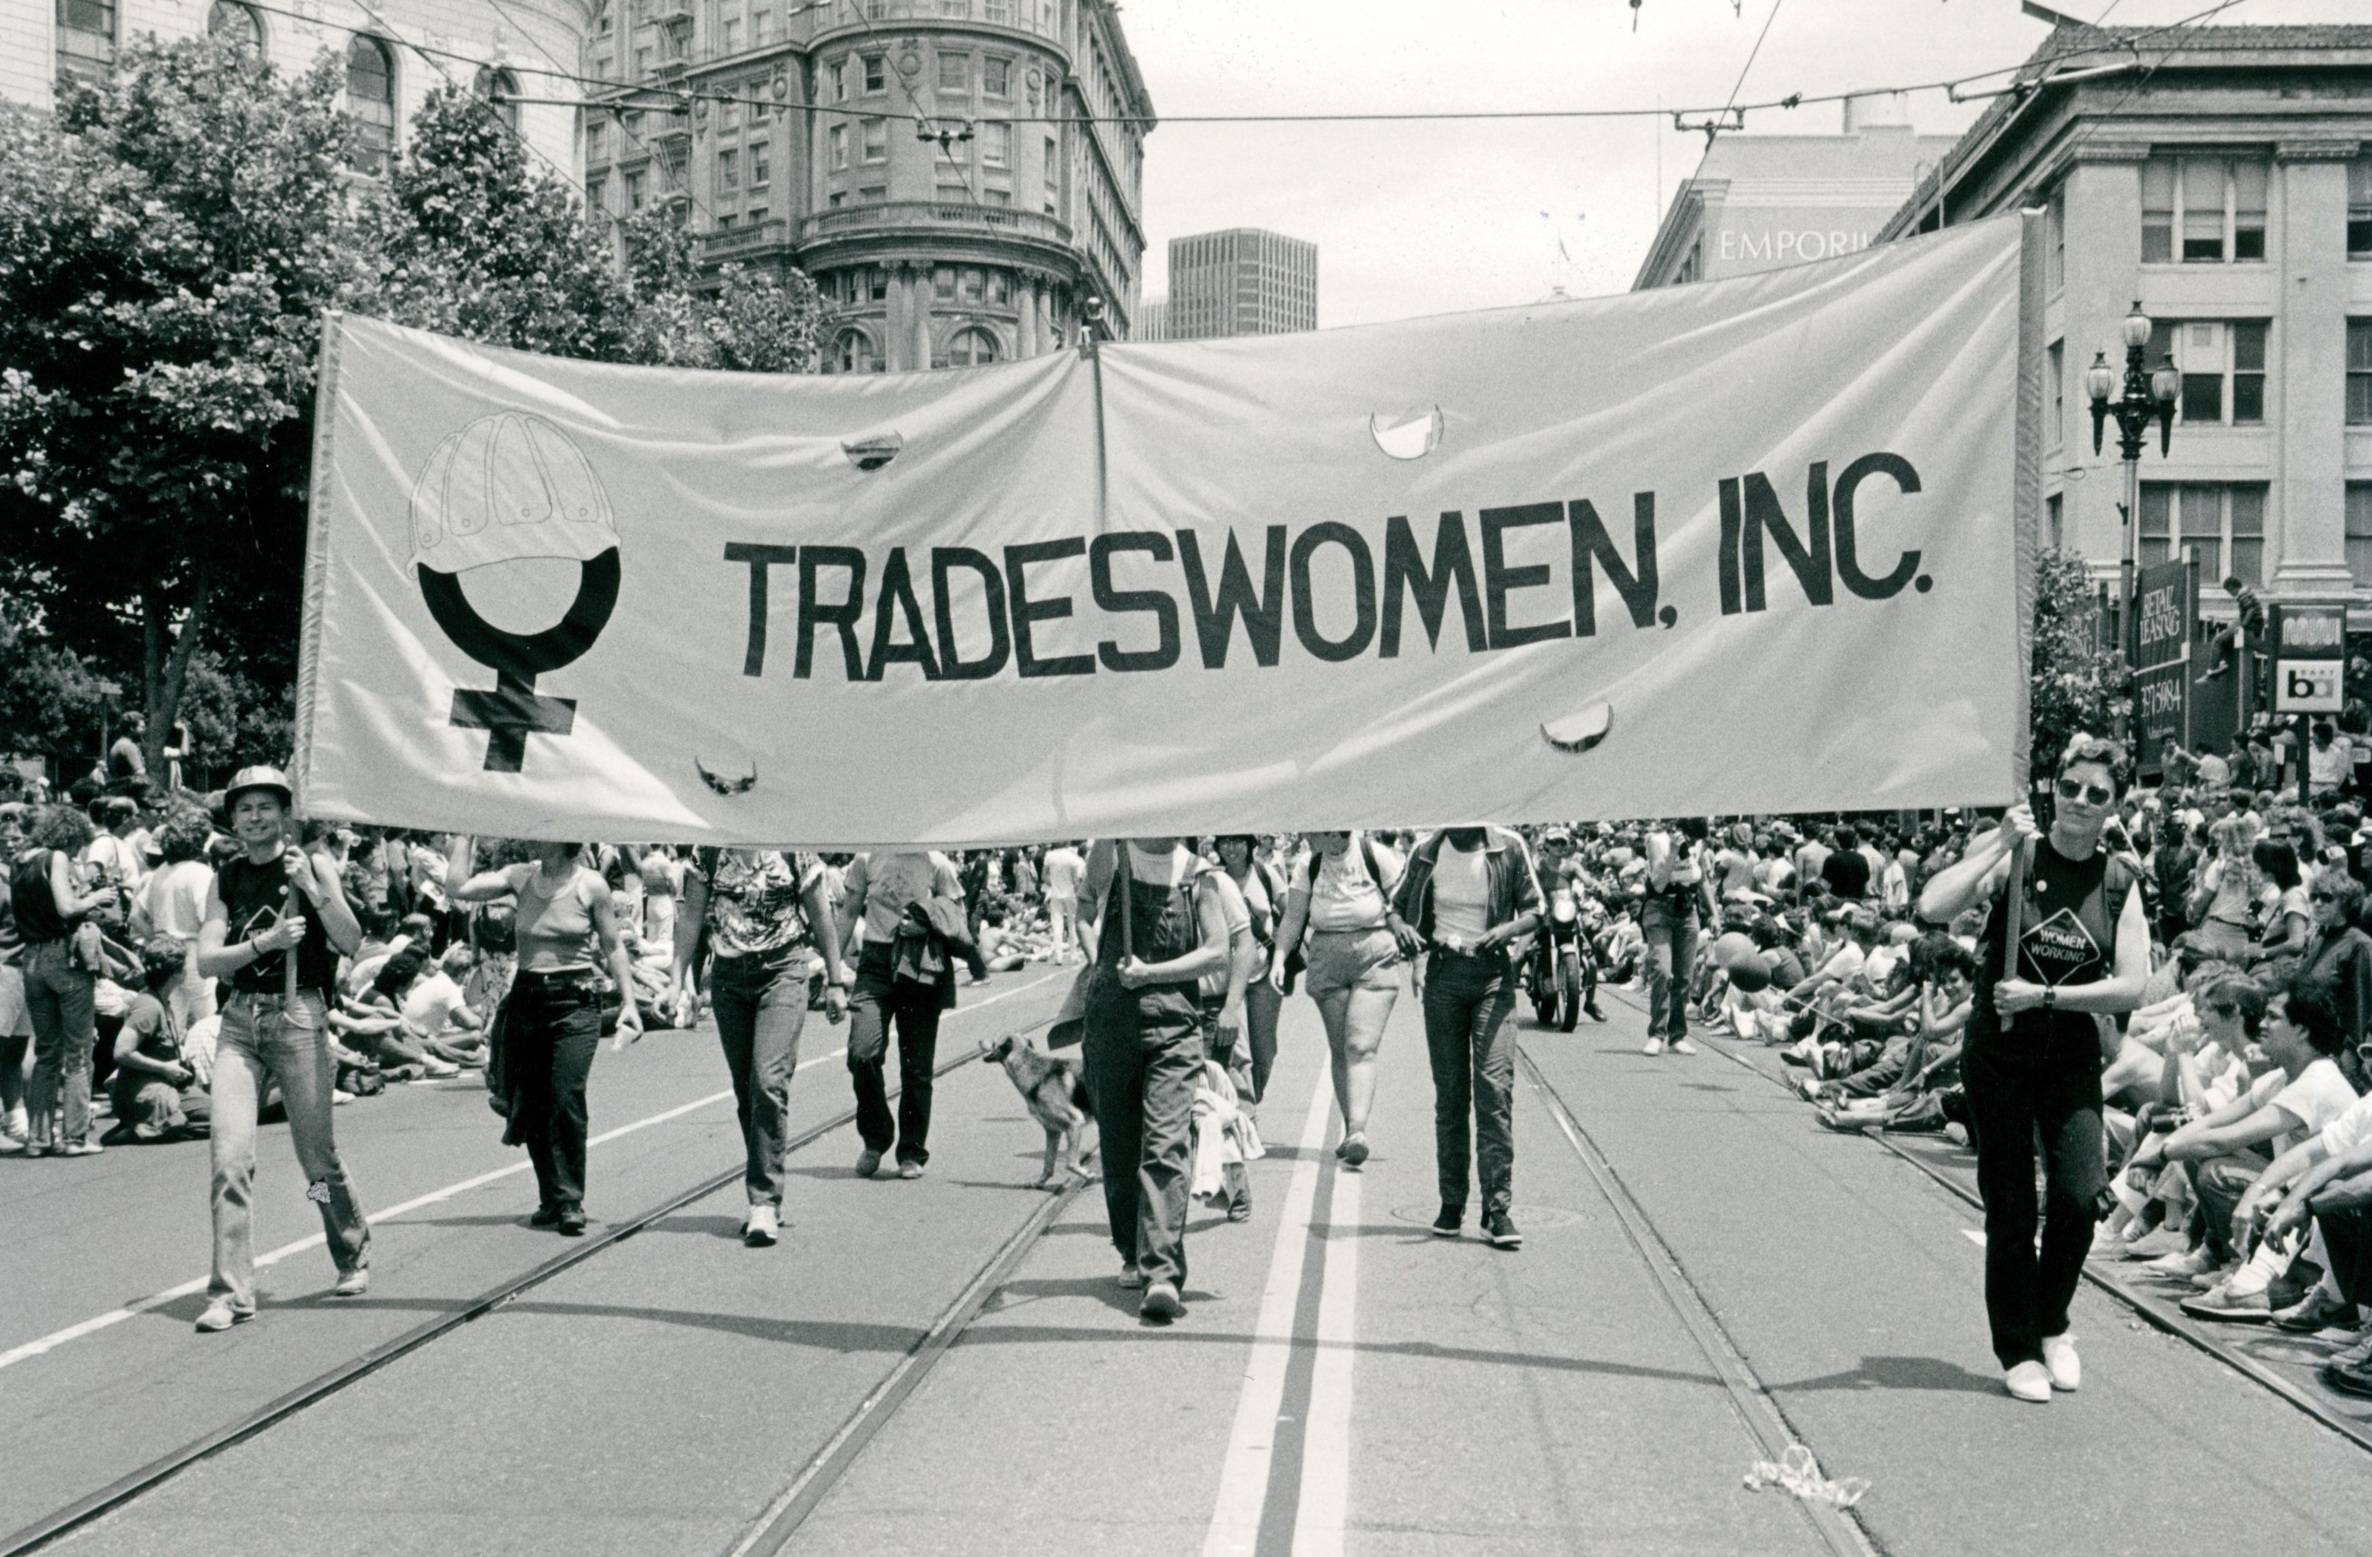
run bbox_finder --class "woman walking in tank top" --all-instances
[450,839,642,1235]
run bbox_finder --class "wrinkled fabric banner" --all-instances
[295,216,2023,845]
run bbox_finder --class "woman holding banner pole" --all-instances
[1918,734,2148,1405]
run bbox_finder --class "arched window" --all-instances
[474,66,522,136]
[833,329,878,375]
[206,2,263,51]
[945,327,999,367]
[345,36,397,174]
[55,0,117,86]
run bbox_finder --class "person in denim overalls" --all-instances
[1079,839,1233,1324]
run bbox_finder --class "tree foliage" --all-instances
[0,41,819,781]
[2030,549,2128,773]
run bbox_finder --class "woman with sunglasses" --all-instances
[1919,734,2150,1405]
[2184,816,2262,964]
[2294,873,2372,1090]
[2247,838,2311,969]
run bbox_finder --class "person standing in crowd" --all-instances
[1640,818,1709,1056]
[1269,830,1404,1168]
[1387,825,1544,1249]
[12,804,109,1157]
[2150,814,2201,951]
[835,849,968,1179]
[191,767,369,1330]
[449,837,642,1235]
[1821,825,1872,902]
[105,713,147,796]
[1213,835,1286,1105]
[131,806,218,1031]
[1919,735,2150,1404]
[675,848,845,1245]
[1080,837,1234,1322]
[0,803,30,1152]
[1041,841,1086,963]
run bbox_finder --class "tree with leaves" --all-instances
[2029,549,2128,772]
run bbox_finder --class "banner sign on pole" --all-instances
[2272,604,2346,715]
[2132,558,2194,776]
[293,218,2027,845]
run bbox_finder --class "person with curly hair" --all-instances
[9,805,111,1156]
[132,806,218,1029]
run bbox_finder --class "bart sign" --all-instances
[293,218,2028,845]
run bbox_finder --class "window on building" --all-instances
[985,0,1009,20]
[2352,158,2372,260]
[586,120,607,161]
[834,330,877,374]
[626,169,647,210]
[475,67,521,137]
[722,16,741,52]
[2149,320,2269,426]
[56,0,116,83]
[345,36,397,175]
[749,142,770,186]
[829,123,848,169]
[2350,485,2372,589]
[859,183,886,203]
[718,148,739,189]
[863,54,885,92]
[980,120,1010,167]
[634,47,652,78]
[585,174,607,215]
[861,118,886,162]
[989,270,1010,304]
[938,52,969,93]
[831,58,849,101]
[2140,155,2268,265]
[745,204,766,223]
[2046,492,2064,551]
[2048,189,2065,294]
[935,266,957,300]
[2047,340,2064,448]
[716,212,736,230]
[984,57,1010,97]
[961,268,984,301]
[2140,482,2265,584]
[753,7,771,43]
[207,2,262,50]
[982,187,1011,207]
[940,0,970,14]
[2351,321,2372,424]
[829,190,847,208]
[936,182,971,204]
[946,327,999,367]
[719,93,738,129]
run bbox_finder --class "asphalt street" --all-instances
[10,969,2372,1555]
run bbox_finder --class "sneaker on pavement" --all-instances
[1432,1206,1464,1238]
[897,1160,925,1180]
[1584,1001,1607,1022]
[1641,1038,1666,1057]
[2323,1356,2372,1399]
[2119,1226,2191,1261]
[57,1140,103,1156]
[2273,1289,2357,1334]
[556,1209,586,1237]
[194,1299,251,1333]
[331,1089,355,1106]
[2040,1333,2080,1392]
[2144,1244,2218,1279]
[2182,1284,2273,1322]
[744,1204,779,1246]
[1486,1211,1523,1249]
[2327,1327,2372,1371]
[855,1148,883,1178]
[530,1205,562,1228]
[1670,1037,1699,1056]
[331,1267,370,1298]
[1139,1280,1184,1323]
[1117,1263,1149,1291]
[422,1058,460,1078]
[2004,1361,2053,1403]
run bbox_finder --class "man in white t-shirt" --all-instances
[1041,843,1087,963]
[2250,1090,2372,1351]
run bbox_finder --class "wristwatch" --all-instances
[2041,988,2057,1011]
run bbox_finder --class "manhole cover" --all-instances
[1388,1203,1584,1229]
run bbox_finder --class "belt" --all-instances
[228,988,319,1007]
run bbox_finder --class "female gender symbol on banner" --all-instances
[409,412,620,773]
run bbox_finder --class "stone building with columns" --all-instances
[0,0,589,178]
[581,0,1152,370]
[1880,23,2372,635]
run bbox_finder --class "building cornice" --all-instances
[2276,137,2367,162]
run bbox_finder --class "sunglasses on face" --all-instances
[2206,1002,2240,1017]
[2312,891,2340,903]
[2055,776,2115,806]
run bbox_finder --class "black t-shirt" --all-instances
[1821,850,1871,902]
[9,849,73,945]
[219,852,339,997]
[1971,839,2130,1049]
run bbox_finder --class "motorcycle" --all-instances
[1525,884,1593,1031]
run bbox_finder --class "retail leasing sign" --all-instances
[294,217,2025,845]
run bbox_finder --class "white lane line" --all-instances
[1292,1143,1361,1557]
[0,964,1069,1373]
[1200,1065,1336,1557]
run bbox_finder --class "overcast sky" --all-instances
[1124,0,2365,326]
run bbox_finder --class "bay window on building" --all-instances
[2149,319,2269,425]
[2141,155,2269,264]
[2140,482,2266,585]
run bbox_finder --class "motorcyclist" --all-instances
[1529,829,1606,1023]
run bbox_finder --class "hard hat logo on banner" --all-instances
[409,413,620,773]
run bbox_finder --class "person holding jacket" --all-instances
[835,850,977,1179]
[1386,825,1545,1250]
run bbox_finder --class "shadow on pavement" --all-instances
[1777,1354,2004,1396]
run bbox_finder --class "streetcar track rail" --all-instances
[1516,1042,1878,1557]
[1,1016,1059,1557]
[1584,979,2372,1461]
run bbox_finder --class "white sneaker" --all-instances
[1670,1037,1698,1056]
[2145,1244,2216,1278]
[332,1089,355,1106]
[1641,1038,1666,1056]
[332,1267,370,1298]
[744,1204,779,1246]
[423,1058,460,1078]
[2041,1333,2080,1392]
[2004,1360,2052,1403]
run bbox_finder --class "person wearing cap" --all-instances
[191,767,369,1332]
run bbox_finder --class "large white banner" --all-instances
[294,216,2026,845]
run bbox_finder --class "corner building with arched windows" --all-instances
[580,0,1153,369]
[0,1,589,180]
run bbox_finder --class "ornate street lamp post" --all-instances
[2087,300,2181,737]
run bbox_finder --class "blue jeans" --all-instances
[1640,901,1698,1043]
[208,992,370,1313]
[23,940,94,1147]
[1421,950,1519,1218]
[709,953,811,1208]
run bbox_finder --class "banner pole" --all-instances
[2011,208,2047,802]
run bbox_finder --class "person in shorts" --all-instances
[1269,830,1404,1169]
